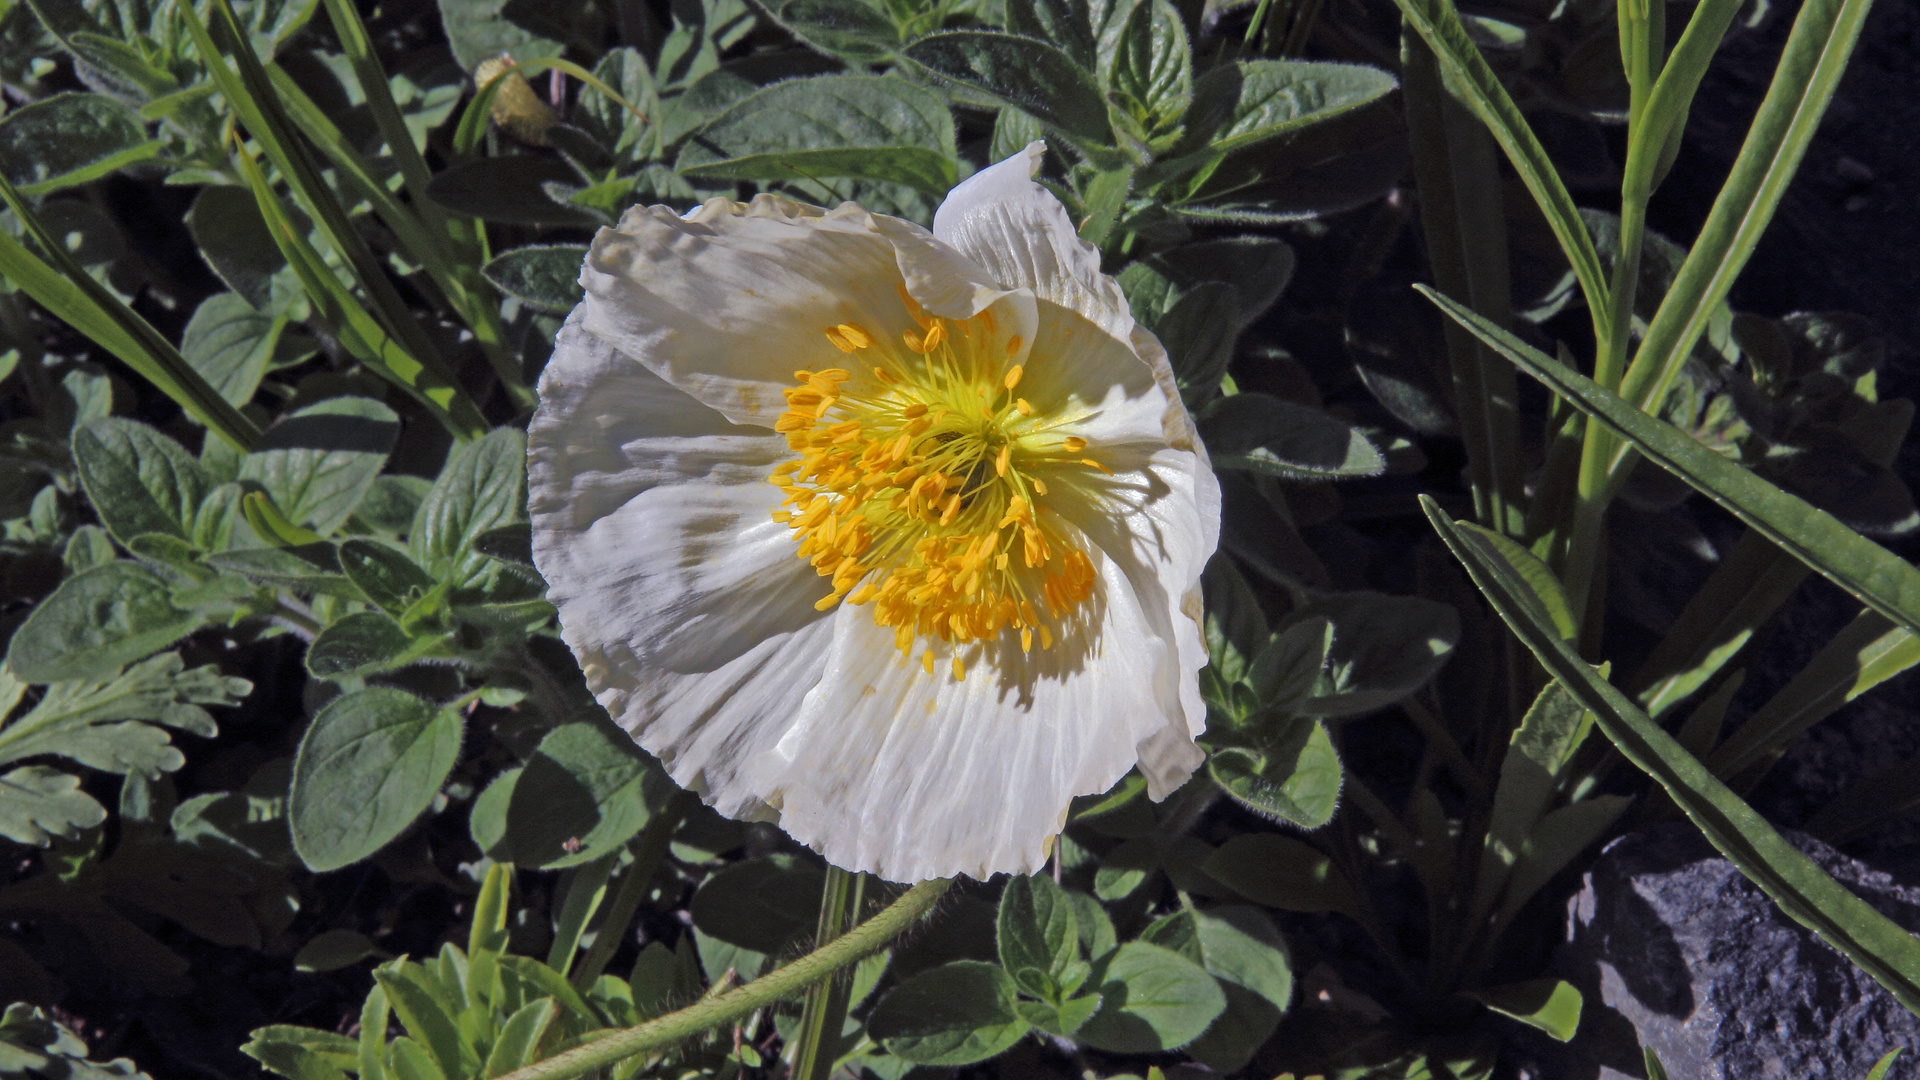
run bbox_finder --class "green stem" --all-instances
[789,867,865,1080]
[495,879,951,1080]
[572,792,696,989]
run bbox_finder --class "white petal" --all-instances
[580,194,1036,428]
[529,315,832,818]
[746,546,1200,883]
[1050,442,1222,783]
[932,142,1133,344]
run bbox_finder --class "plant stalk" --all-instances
[493,878,951,1080]
[789,866,866,1080]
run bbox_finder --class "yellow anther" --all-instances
[814,591,843,611]
[995,444,1011,477]
[939,493,962,525]
[1032,477,1048,496]
[874,366,898,384]
[902,403,928,418]
[1015,398,1033,416]
[837,323,872,348]
[794,369,814,381]
[1021,627,1032,653]
[904,329,931,354]
[1040,625,1053,649]
[923,320,947,351]
[1063,436,1087,453]
[816,368,852,383]
[824,327,854,353]
[1004,365,1024,390]
[922,651,935,674]
[1006,335,1022,356]
[952,655,966,681]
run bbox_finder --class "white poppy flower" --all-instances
[527,142,1222,883]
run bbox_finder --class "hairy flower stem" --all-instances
[494,878,952,1080]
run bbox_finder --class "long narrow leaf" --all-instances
[230,133,485,438]
[1422,498,1920,1015]
[1614,0,1874,437]
[1709,611,1920,783]
[0,178,260,449]
[179,0,472,406]
[1420,286,1920,640]
[264,66,524,399]
[1390,0,1608,341]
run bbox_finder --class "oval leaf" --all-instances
[6,562,203,683]
[289,687,463,872]
[678,75,958,196]
[868,961,1030,1065]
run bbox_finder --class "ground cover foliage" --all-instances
[0,0,1915,1074]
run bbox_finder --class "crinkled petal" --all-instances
[934,144,1201,451]
[529,315,832,818]
[748,544,1198,882]
[580,194,1028,427]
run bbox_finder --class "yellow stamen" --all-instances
[952,655,966,681]
[1063,436,1087,453]
[1006,335,1022,356]
[768,292,1107,670]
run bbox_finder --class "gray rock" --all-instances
[1548,822,1920,1080]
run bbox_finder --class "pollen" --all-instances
[768,286,1104,669]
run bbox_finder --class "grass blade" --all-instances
[1389,0,1608,343]
[179,0,474,407]
[1423,497,1920,1016]
[1613,0,1875,452]
[0,178,260,450]
[230,132,487,438]
[1709,611,1919,785]
[1420,285,1920,641]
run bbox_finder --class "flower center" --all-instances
[769,287,1106,680]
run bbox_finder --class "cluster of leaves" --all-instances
[0,0,1913,1073]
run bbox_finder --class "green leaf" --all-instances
[376,960,475,1080]
[904,31,1112,147]
[1201,393,1385,480]
[504,717,666,868]
[1201,555,1268,685]
[181,293,280,408]
[482,998,555,1078]
[0,652,244,775]
[386,1036,446,1080]
[997,873,1080,985]
[240,398,400,538]
[295,929,379,973]
[305,612,424,680]
[0,92,160,194]
[689,854,826,956]
[0,765,107,846]
[1423,288,1920,642]
[1477,681,1593,914]
[425,156,598,227]
[1469,979,1582,1042]
[434,0,563,72]
[1293,591,1460,717]
[1181,906,1291,1071]
[289,687,464,872]
[1202,834,1359,916]
[71,418,209,545]
[678,74,958,196]
[1423,496,1920,1015]
[1149,236,1296,328]
[1110,0,1190,133]
[1621,0,1876,446]
[1154,281,1239,396]
[1709,611,1918,784]
[867,961,1030,1065]
[1207,716,1342,828]
[1453,525,1577,641]
[411,427,527,588]
[1183,60,1397,158]
[187,185,296,314]
[205,544,352,596]
[1867,1050,1902,1080]
[338,540,437,616]
[762,0,900,65]
[6,562,203,683]
[245,1040,353,1080]
[1076,941,1226,1053]
[480,245,586,315]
